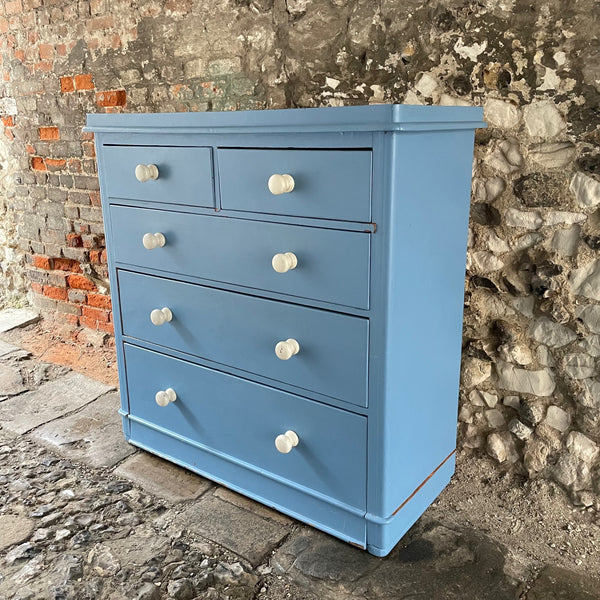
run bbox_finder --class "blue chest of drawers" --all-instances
[86,105,484,556]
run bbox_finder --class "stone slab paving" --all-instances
[0,362,28,397]
[0,308,40,333]
[213,486,294,526]
[114,451,214,502]
[0,372,114,436]
[29,392,136,468]
[164,488,291,567]
[0,339,21,357]
[273,518,520,600]
[526,565,600,599]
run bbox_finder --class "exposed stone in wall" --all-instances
[0,0,598,505]
[0,130,28,306]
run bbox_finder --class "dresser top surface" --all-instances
[85,104,485,134]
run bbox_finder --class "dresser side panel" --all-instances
[376,129,475,518]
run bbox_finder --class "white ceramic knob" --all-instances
[272,252,298,274]
[268,174,295,195]
[150,307,173,326]
[135,163,159,182]
[142,232,166,250]
[155,388,177,407]
[275,430,299,454]
[275,338,300,360]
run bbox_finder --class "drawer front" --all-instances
[119,270,369,407]
[110,205,370,310]
[124,344,367,509]
[101,145,214,207]
[218,149,372,222]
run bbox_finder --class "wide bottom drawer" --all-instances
[124,343,367,510]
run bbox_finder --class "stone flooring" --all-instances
[0,309,599,599]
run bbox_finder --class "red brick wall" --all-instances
[0,0,268,335]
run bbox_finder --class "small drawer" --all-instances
[119,270,369,407]
[109,205,370,310]
[101,145,214,207]
[218,149,372,222]
[124,343,367,509]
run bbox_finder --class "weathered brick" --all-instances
[86,14,114,31]
[32,295,58,312]
[82,141,96,157]
[30,282,43,295]
[40,229,65,245]
[43,244,63,258]
[68,158,82,173]
[31,156,46,171]
[82,159,97,174]
[66,233,83,247]
[97,321,114,335]
[73,175,99,191]
[2,115,14,127]
[35,62,54,73]
[89,223,105,235]
[96,90,126,107]
[26,268,49,285]
[78,206,103,222]
[87,292,111,309]
[56,301,82,315]
[30,186,47,200]
[67,273,96,291]
[89,190,101,206]
[53,257,81,272]
[32,255,53,269]
[46,158,67,171]
[59,174,74,188]
[62,248,88,263]
[89,249,102,263]
[5,0,23,15]
[64,205,79,219]
[38,44,53,60]
[82,305,109,322]
[28,241,45,255]
[46,216,70,231]
[68,289,87,303]
[47,271,68,287]
[37,201,64,218]
[68,194,91,211]
[82,234,100,248]
[48,188,67,202]
[74,73,94,90]
[39,126,59,140]
[60,76,74,93]
[63,313,80,326]
[43,285,68,301]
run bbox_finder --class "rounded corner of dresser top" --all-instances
[391,103,486,129]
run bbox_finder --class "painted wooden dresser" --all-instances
[86,105,484,556]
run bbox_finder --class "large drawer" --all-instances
[119,270,369,407]
[124,343,367,510]
[110,205,370,310]
[218,149,372,222]
[101,145,214,207]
